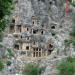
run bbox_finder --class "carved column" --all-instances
[15,25,18,33]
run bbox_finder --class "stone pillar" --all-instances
[15,25,18,33]
[21,26,23,32]
[26,51,27,57]
[38,49,39,57]
[19,44,22,50]
[41,49,42,57]
[45,51,48,56]
[32,29,33,34]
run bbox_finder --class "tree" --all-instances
[57,57,75,75]
[0,0,13,32]
[22,63,45,75]
[0,60,4,71]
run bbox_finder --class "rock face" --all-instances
[13,0,64,24]
[3,34,15,48]
[4,0,75,75]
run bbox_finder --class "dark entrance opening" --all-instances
[48,44,53,55]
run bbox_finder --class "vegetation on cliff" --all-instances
[57,57,75,75]
[0,0,13,32]
[22,63,45,75]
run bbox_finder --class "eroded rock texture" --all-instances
[3,0,75,75]
[13,0,64,24]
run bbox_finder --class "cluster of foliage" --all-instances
[6,60,11,66]
[57,56,75,75]
[22,63,45,75]
[7,48,14,58]
[0,0,13,32]
[70,22,75,45]
[0,44,4,48]
[69,5,75,45]
[64,39,71,46]
[0,33,4,42]
[70,37,75,45]
[0,60,4,71]
[71,0,75,7]
[70,25,75,37]
[0,0,13,19]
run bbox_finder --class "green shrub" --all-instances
[7,48,14,58]
[71,1,75,7]
[69,36,75,45]
[0,0,14,32]
[57,56,75,75]
[7,61,11,66]
[0,33,4,42]
[0,60,4,71]
[22,63,45,75]
[64,39,71,46]
[0,44,3,48]
[70,39,75,45]
[70,24,75,37]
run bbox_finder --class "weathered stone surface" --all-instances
[2,0,75,75]
[3,34,15,48]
